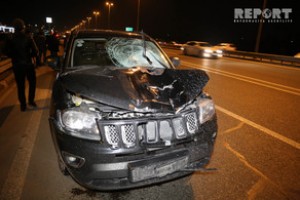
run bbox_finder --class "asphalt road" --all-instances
[0,49,299,200]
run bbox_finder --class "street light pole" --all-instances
[136,0,140,31]
[255,0,267,52]
[106,2,114,29]
[93,11,100,29]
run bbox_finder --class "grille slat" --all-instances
[186,113,197,134]
[172,118,186,138]
[146,121,157,142]
[121,124,136,148]
[104,125,119,147]
[159,120,173,143]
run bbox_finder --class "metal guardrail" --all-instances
[160,43,300,67]
[223,50,300,67]
[0,58,12,74]
[0,58,13,91]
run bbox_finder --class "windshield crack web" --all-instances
[106,38,164,68]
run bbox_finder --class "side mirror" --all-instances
[170,56,180,68]
[46,56,62,71]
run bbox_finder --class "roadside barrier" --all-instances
[0,58,13,91]
[223,50,300,67]
[160,44,300,67]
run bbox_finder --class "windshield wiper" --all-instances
[141,31,153,66]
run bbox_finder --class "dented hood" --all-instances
[58,67,209,112]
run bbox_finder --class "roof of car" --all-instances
[185,41,209,45]
[71,29,152,40]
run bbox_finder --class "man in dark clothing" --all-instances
[3,18,39,111]
[46,31,60,66]
[34,30,47,66]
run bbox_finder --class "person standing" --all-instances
[3,18,39,111]
[34,29,47,66]
[46,31,60,66]
[47,31,59,54]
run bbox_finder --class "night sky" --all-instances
[1,0,299,55]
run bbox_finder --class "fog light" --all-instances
[67,156,76,162]
[62,151,85,168]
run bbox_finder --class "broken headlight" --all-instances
[197,97,215,124]
[61,108,100,140]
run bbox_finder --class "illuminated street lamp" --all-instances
[93,11,100,29]
[106,2,114,29]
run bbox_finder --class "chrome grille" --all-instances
[186,112,197,134]
[159,120,173,143]
[121,124,136,147]
[99,111,198,149]
[173,118,186,138]
[146,121,157,142]
[104,125,119,147]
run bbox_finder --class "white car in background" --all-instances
[214,43,237,51]
[181,41,223,58]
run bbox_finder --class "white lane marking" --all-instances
[0,89,49,200]
[224,142,287,198]
[0,68,52,200]
[223,122,244,134]
[182,61,300,96]
[216,105,300,150]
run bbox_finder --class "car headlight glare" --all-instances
[197,98,215,124]
[61,109,100,140]
[204,49,213,53]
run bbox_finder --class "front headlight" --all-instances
[216,50,223,54]
[204,49,213,53]
[197,98,216,124]
[61,109,100,140]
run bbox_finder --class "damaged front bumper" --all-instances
[49,116,217,191]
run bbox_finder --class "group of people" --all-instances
[2,18,60,112]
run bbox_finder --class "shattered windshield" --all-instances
[71,37,171,69]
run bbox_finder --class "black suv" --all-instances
[48,29,218,190]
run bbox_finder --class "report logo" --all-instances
[234,8,292,23]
